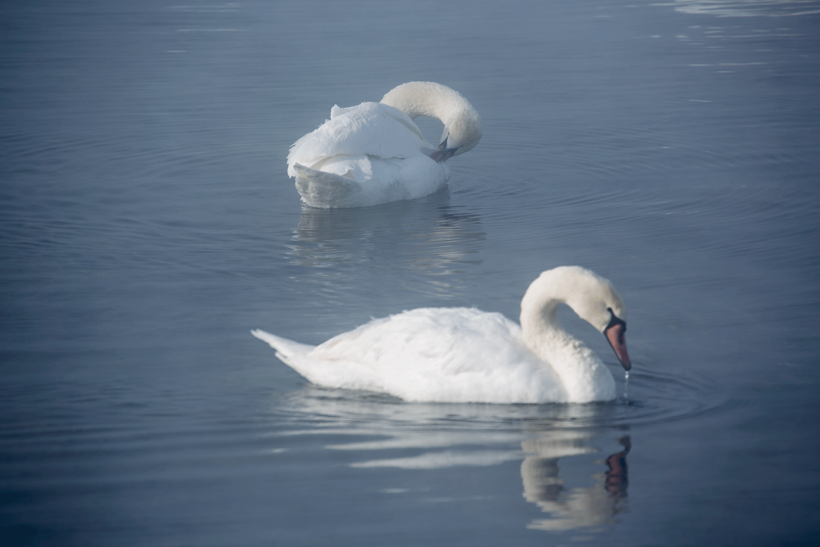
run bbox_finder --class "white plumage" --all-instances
[287,82,482,208]
[252,267,632,404]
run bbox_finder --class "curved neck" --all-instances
[381,82,471,126]
[519,275,613,402]
[519,291,566,357]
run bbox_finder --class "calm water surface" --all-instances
[2,1,819,545]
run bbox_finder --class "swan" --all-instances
[251,266,631,404]
[287,81,483,208]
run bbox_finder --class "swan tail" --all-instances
[252,329,378,391]
[251,329,315,369]
[293,163,360,209]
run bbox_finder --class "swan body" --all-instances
[252,266,631,404]
[287,82,482,209]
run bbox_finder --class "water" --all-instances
[1,0,819,545]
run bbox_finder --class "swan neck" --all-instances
[381,82,471,125]
[518,272,614,402]
[520,298,565,354]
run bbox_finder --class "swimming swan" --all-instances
[287,81,483,208]
[252,266,631,404]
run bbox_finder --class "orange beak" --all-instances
[605,320,631,371]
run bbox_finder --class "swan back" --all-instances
[306,308,566,403]
[381,82,483,157]
[287,102,426,179]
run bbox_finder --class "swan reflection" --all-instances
[522,433,630,531]
[287,190,485,297]
[270,388,631,533]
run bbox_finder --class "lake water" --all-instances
[2,0,819,545]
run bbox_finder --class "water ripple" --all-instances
[268,362,728,436]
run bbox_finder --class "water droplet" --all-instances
[623,370,630,403]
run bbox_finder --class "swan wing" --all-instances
[287,102,428,177]
[306,308,566,403]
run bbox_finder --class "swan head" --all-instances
[523,266,632,371]
[380,81,483,162]
[431,110,483,162]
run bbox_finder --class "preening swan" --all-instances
[252,266,631,404]
[287,82,482,208]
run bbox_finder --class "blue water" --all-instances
[2,0,819,545]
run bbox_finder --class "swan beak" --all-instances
[604,321,632,371]
[429,139,458,162]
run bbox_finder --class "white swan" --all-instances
[287,82,483,209]
[252,266,631,404]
